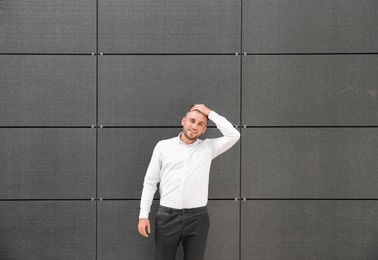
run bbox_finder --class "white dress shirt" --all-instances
[139,111,240,219]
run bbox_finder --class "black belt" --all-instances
[158,205,207,214]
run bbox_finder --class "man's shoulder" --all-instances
[157,136,178,146]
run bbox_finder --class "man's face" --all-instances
[181,111,208,144]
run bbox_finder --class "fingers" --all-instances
[138,227,148,237]
[190,104,211,116]
[138,219,150,238]
[138,226,148,237]
[191,104,205,110]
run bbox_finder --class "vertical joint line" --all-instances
[95,1,99,260]
[239,1,243,259]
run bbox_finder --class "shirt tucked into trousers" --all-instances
[140,111,240,259]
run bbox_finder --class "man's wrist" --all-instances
[139,212,149,219]
[207,110,217,120]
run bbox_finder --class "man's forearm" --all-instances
[209,111,240,140]
[139,182,157,219]
[208,111,240,159]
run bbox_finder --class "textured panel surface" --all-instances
[242,55,378,126]
[206,129,240,199]
[242,128,378,198]
[98,55,240,126]
[97,200,159,259]
[0,201,96,259]
[243,0,378,53]
[98,0,240,53]
[0,55,96,126]
[98,128,240,199]
[0,0,96,53]
[0,129,96,199]
[241,200,378,259]
[98,129,178,199]
[204,200,240,260]
[98,200,239,260]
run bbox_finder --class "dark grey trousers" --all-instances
[155,205,210,260]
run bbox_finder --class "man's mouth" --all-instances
[189,130,197,135]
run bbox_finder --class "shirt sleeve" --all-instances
[207,111,240,159]
[139,143,162,219]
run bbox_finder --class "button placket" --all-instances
[180,146,190,207]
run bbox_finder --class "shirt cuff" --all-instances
[139,210,149,219]
[208,110,218,120]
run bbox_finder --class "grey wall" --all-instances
[1,1,377,259]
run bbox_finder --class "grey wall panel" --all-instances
[243,0,378,53]
[0,0,96,53]
[98,129,177,199]
[98,55,240,126]
[241,128,378,199]
[97,200,159,259]
[204,200,240,260]
[208,130,240,199]
[0,201,96,260]
[98,128,240,199]
[97,200,239,260]
[98,0,240,53]
[0,129,96,199]
[242,55,378,126]
[241,200,378,259]
[0,55,96,126]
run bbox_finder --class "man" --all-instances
[138,104,240,260]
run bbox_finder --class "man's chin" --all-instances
[185,133,198,141]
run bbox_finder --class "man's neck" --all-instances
[179,132,197,145]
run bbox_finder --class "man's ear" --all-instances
[181,117,185,126]
[202,126,207,134]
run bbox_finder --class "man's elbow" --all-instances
[234,130,241,141]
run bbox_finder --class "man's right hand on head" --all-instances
[190,104,212,116]
[138,218,151,237]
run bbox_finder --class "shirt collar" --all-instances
[178,132,200,146]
